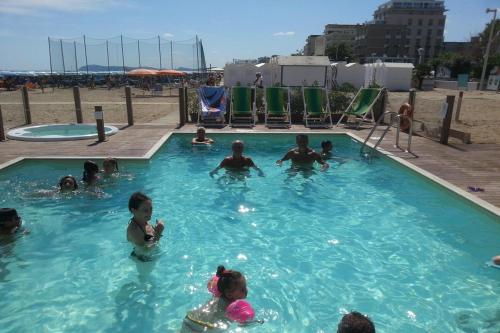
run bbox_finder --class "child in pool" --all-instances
[0,208,23,235]
[102,157,119,176]
[82,160,100,185]
[320,140,333,160]
[59,175,78,192]
[192,127,214,145]
[127,192,164,251]
[181,265,258,332]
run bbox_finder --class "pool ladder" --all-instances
[360,111,413,159]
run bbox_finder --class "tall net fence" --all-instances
[48,35,206,74]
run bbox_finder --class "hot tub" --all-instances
[7,124,119,141]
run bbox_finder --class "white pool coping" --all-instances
[6,123,119,142]
[0,130,499,218]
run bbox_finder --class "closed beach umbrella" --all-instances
[127,69,158,76]
[157,69,186,77]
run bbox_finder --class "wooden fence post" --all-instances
[454,91,464,122]
[408,88,416,112]
[21,86,32,124]
[0,105,6,141]
[73,86,83,123]
[94,106,106,142]
[125,86,134,126]
[178,87,186,127]
[440,95,455,145]
[184,87,189,123]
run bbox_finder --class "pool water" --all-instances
[7,124,118,141]
[0,133,499,333]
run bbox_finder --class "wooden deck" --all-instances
[1,123,500,213]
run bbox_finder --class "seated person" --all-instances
[102,157,119,176]
[82,160,100,186]
[192,127,214,145]
[276,134,329,171]
[210,140,263,176]
[337,311,376,333]
[59,175,78,192]
[320,140,333,160]
[127,192,164,250]
[0,208,23,235]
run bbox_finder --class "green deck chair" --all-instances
[303,87,332,128]
[265,87,291,128]
[336,88,382,127]
[230,86,255,127]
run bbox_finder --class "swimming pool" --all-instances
[0,133,498,333]
[7,123,119,141]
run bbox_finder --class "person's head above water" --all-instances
[216,265,247,302]
[321,140,333,152]
[0,208,22,233]
[59,175,78,191]
[128,192,152,224]
[82,160,99,183]
[102,157,118,174]
[231,140,245,157]
[337,311,375,333]
[197,127,206,140]
[296,134,309,149]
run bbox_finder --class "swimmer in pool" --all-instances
[320,140,333,160]
[59,175,78,192]
[192,127,214,145]
[210,140,263,177]
[82,160,100,186]
[102,157,119,176]
[492,255,500,266]
[126,192,164,258]
[0,208,23,235]
[276,134,329,171]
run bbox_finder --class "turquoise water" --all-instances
[14,124,115,137]
[0,133,499,333]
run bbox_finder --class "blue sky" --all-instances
[0,0,498,70]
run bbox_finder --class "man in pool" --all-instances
[276,134,329,171]
[210,140,264,177]
[337,311,375,333]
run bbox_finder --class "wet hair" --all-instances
[0,208,19,223]
[216,265,243,297]
[296,134,309,142]
[337,312,375,333]
[197,127,206,133]
[321,140,332,149]
[59,175,78,190]
[128,192,151,212]
[103,157,119,171]
[82,160,99,183]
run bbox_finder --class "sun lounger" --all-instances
[264,87,291,128]
[302,87,332,128]
[197,86,227,127]
[229,86,255,127]
[336,88,383,127]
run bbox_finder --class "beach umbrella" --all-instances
[157,69,186,77]
[127,69,158,76]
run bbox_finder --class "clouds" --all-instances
[0,0,116,15]
[273,31,295,37]
[163,32,174,38]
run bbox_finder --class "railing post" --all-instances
[125,86,134,126]
[21,86,32,124]
[440,95,455,145]
[0,105,6,141]
[178,87,186,127]
[408,88,416,113]
[454,91,464,122]
[94,106,106,142]
[73,86,83,123]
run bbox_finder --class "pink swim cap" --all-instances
[226,300,255,323]
[207,275,221,297]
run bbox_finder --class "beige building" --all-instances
[354,23,410,62]
[323,24,359,49]
[373,0,446,62]
[304,35,326,56]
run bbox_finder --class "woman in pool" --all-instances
[192,127,214,145]
[127,192,164,258]
[82,160,100,185]
[59,175,78,192]
[102,157,119,176]
[181,265,259,332]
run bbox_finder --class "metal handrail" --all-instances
[360,111,413,158]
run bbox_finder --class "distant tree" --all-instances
[434,52,473,78]
[414,63,432,89]
[326,43,353,61]
[291,49,304,56]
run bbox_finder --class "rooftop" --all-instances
[271,56,331,66]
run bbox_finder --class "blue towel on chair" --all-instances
[198,87,227,119]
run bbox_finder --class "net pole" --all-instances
[48,37,53,75]
[74,41,78,74]
[84,35,89,74]
[106,40,110,74]
[170,41,173,69]
[60,39,66,74]
[196,35,200,74]
[137,40,141,68]
[158,35,162,69]
[121,35,125,74]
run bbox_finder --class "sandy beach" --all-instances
[1,87,499,143]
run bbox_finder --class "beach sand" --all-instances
[1,87,499,144]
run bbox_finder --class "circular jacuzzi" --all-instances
[7,124,119,141]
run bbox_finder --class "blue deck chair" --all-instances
[197,86,228,127]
